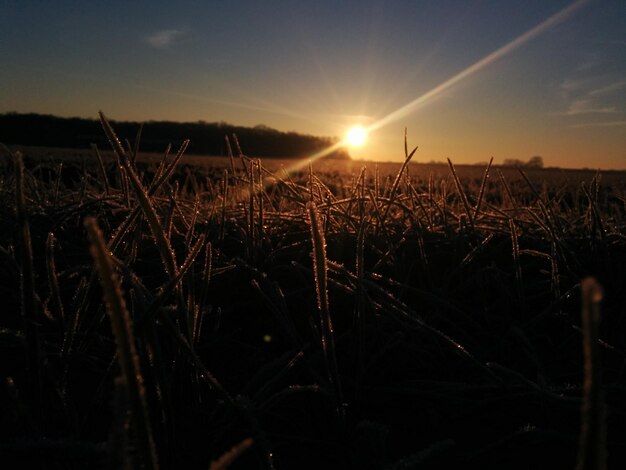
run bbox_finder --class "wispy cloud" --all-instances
[588,80,626,97]
[557,71,625,116]
[559,78,585,94]
[144,29,189,49]
[564,99,618,115]
[570,120,626,129]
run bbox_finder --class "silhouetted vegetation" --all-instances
[0,112,349,159]
[502,155,544,168]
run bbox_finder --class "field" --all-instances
[1,119,626,469]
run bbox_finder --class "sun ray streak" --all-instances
[237,0,589,201]
[367,0,589,133]
[276,0,588,180]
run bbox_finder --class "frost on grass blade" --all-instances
[307,201,344,422]
[85,217,158,470]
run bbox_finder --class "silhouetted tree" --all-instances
[527,156,544,168]
[502,156,544,168]
[0,112,348,159]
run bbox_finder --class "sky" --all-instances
[1,0,625,168]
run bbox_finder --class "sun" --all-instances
[345,126,367,147]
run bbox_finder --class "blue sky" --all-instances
[1,1,625,167]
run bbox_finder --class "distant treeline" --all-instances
[501,156,544,168]
[0,112,349,159]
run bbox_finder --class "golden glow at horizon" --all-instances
[259,0,589,180]
[345,126,367,147]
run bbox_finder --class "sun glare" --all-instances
[345,126,367,147]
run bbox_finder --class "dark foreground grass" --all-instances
[1,119,625,469]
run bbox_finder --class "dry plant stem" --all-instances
[257,160,264,248]
[308,161,315,202]
[248,160,256,259]
[209,438,254,470]
[324,195,332,236]
[100,111,179,279]
[582,183,606,242]
[576,277,606,470]
[550,241,561,303]
[220,170,228,241]
[149,141,188,194]
[410,185,433,230]
[406,176,417,218]
[119,166,130,208]
[91,144,110,196]
[355,219,367,379]
[132,123,144,165]
[13,150,42,407]
[152,143,171,185]
[374,164,380,198]
[447,158,474,230]
[232,134,251,180]
[473,157,493,220]
[79,158,88,203]
[85,218,159,470]
[307,202,344,422]
[100,112,195,344]
[509,219,524,310]
[60,276,87,383]
[165,191,176,242]
[185,194,200,250]
[381,144,417,225]
[136,235,205,330]
[518,167,563,238]
[404,127,409,157]
[152,305,233,403]
[170,184,192,230]
[225,135,236,176]
[497,169,517,210]
[108,140,186,254]
[53,162,62,205]
[327,262,500,381]
[345,166,365,216]
[195,242,212,343]
[46,232,65,325]
[367,188,393,250]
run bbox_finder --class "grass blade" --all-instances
[381,141,418,224]
[136,235,206,330]
[509,219,524,312]
[85,217,159,470]
[220,169,228,241]
[99,111,178,279]
[12,150,42,408]
[576,277,606,470]
[447,158,474,230]
[46,232,65,325]
[473,156,493,220]
[307,201,344,422]
[209,438,254,470]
